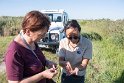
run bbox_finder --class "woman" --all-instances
[5,10,57,83]
[58,20,92,83]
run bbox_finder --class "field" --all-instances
[0,19,124,83]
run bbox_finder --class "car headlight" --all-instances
[50,33,59,41]
[51,34,56,40]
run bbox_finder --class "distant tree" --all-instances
[0,16,23,36]
[0,20,6,36]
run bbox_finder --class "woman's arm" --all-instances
[8,72,44,83]
[8,68,57,83]
[59,57,73,75]
[59,57,68,68]
[76,58,89,71]
[70,58,90,75]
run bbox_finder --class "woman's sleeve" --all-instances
[83,41,92,59]
[5,50,24,81]
[58,40,66,58]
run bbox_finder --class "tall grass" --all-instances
[0,72,7,83]
[85,40,124,83]
[0,36,14,63]
[80,19,124,83]
[0,36,14,82]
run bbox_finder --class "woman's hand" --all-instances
[70,67,79,75]
[42,68,57,79]
[8,67,57,83]
[65,62,79,75]
[46,60,57,69]
[64,61,73,75]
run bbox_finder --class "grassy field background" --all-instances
[0,19,124,83]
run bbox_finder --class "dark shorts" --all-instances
[61,73,85,83]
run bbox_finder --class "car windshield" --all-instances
[45,13,62,22]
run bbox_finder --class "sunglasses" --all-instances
[67,36,80,40]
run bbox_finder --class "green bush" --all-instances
[111,34,124,49]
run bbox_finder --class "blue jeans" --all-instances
[61,73,85,83]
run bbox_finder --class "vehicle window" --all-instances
[46,13,62,22]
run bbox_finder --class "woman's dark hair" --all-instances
[22,10,50,33]
[64,20,81,32]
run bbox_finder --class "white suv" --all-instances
[37,9,69,52]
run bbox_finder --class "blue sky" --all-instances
[0,0,124,20]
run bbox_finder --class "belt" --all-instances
[63,73,84,78]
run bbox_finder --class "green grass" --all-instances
[42,50,61,83]
[81,20,124,83]
[0,36,14,82]
[85,40,124,83]
[0,72,7,83]
[0,36,14,63]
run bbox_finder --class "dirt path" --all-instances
[0,62,6,72]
